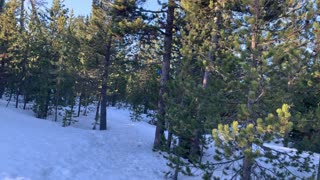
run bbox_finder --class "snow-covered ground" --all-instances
[0,98,319,180]
[0,99,170,180]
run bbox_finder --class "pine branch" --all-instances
[207,156,244,166]
[255,162,278,179]
[230,168,242,180]
[261,145,313,179]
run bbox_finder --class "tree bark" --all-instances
[0,56,6,98]
[167,129,173,150]
[242,153,252,180]
[100,35,112,130]
[317,156,320,180]
[23,94,27,110]
[6,90,12,107]
[15,91,19,108]
[54,89,59,121]
[77,93,82,117]
[19,0,25,33]
[0,83,4,99]
[153,0,175,150]
[93,96,101,130]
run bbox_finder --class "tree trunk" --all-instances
[69,103,74,126]
[15,90,19,108]
[0,86,4,99]
[54,91,59,121]
[189,129,201,162]
[173,161,179,180]
[242,1,260,178]
[0,69,4,98]
[19,0,25,33]
[83,94,88,116]
[100,83,107,130]
[77,93,82,117]
[44,89,51,119]
[100,35,112,130]
[153,0,175,150]
[83,102,88,116]
[6,90,12,107]
[23,94,27,110]
[317,156,320,180]
[167,129,173,150]
[93,96,101,130]
[242,153,252,180]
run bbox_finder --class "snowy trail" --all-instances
[0,101,168,180]
[1,100,318,180]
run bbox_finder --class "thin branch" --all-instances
[253,89,265,104]
[230,168,242,180]
[140,9,166,13]
[207,156,244,166]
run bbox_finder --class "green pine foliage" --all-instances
[212,104,316,179]
[0,0,319,179]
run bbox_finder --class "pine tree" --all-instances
[89,0,145,130]
[28,0,54,118]
[153,0,176,150]
[164,1,239,177]
[210,0,317,179]
[0,0,20,102]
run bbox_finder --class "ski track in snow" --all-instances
[0,100,168,180]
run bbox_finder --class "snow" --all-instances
[0,98,319,180]
[0,100,168,180]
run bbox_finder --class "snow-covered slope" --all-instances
[1,99,319,180]
[0,100,168,180]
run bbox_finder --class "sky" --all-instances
[46,0,161,16]
[63,0,92,16]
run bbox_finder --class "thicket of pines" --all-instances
[1,0,320,179]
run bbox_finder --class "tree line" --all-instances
[1,0,320,179]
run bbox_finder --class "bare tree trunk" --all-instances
[83,93,88,116]
[20,0,25,32]
[23,94,27,110]
[0,85,4,99]
[173,160,179,180]
[44,90,50,119]
[100,35,112,130]
[317,156,320,180]
[167,129,173,150]
[84,106,88,115]
[154,0,175,150]
[77,93,82,117]
[93,96,101,130]
[54,96,58,121]
[242,153,252,180]
[189,129,201,162]
[15,90,19,108]
[69,103,74,126]
[6,90,13,107]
